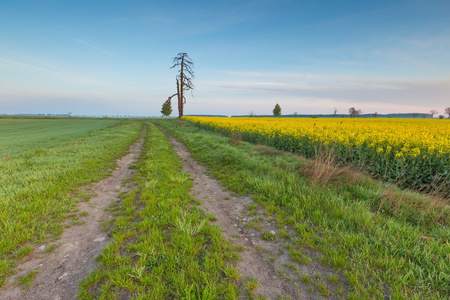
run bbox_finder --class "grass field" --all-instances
[79,122,240,299]
[155,119,450,299]
[0,118,141,286]
[0,118,121,155]
[2,117,449,299]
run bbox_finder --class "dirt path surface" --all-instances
[164,133,334,299]
[0,139,143,300]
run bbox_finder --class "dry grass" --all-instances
[228,132,242,145]
[373,188,449,226]
[254,145,282,157]
[416,173,450,199]
[303,146,348,185]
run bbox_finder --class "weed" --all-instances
[44,244,58,253]
[327,274,339,284]
[205,213,218,221]
[11,246,33,259]
[223,266,241,281]
[277,229,291,239]
[228,132,242,145]
[304,145,346,186]
[286,244,311,265]
[276,269,291,281]
[247,204,258,210]
[300,274,312,284]
[261,231,276,241]
[243,276,259,294]
[15,270,38,289]
[316,281,330,296]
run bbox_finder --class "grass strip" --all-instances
[154,118,449,299]
[0,120,141,287]
[78,122,240,299]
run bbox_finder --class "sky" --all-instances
[1,0,449,117]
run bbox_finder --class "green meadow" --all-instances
[1,117,448,299]
[0,118,141,286]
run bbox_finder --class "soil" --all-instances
[0,140,143,300]
[165,132,339,299]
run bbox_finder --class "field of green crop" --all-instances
[0,118,121,155]
[0,118,141,286]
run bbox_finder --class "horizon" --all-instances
[1,0,449,117]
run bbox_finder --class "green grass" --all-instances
[154,118,450,299]
[0,119,141,287]
[14,270,38,289]
[0,118,120,155]
[78,122,240,299]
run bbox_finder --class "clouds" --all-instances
[70,37,118,58]
[1,0,449,117]
[195,71,450,115]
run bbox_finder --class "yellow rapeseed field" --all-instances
[184,116,450,195]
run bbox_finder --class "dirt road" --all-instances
[0,140,142,300]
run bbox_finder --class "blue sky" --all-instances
[1,0,449,116]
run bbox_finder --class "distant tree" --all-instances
[430,110,438,118]
[422,114,428,119]
[412,112,419,118]
[167,53,194,118]
[249,111,254,117]
[333,108,338,117]
[349,107,356,117]
[439,115,445,119]
[445,107,450,119]
[68,112,72,118]
[372,112,378,118]
[293,112,298,116]
[349,107,361,118]
[273,104,281,117]
[161,99,172,117]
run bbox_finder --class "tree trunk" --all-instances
[176,79,181,118]
[179,56,184,118]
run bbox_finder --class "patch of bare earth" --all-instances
[0,139,143,300]
[165,132,342,299]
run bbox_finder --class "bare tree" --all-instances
[349,107,361,118]
[372,112,378,118]
[445,107,450,119]
[349,107,356,117]
[430,110,438,118]
[167,53,194,118]
[333,108,337,117]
